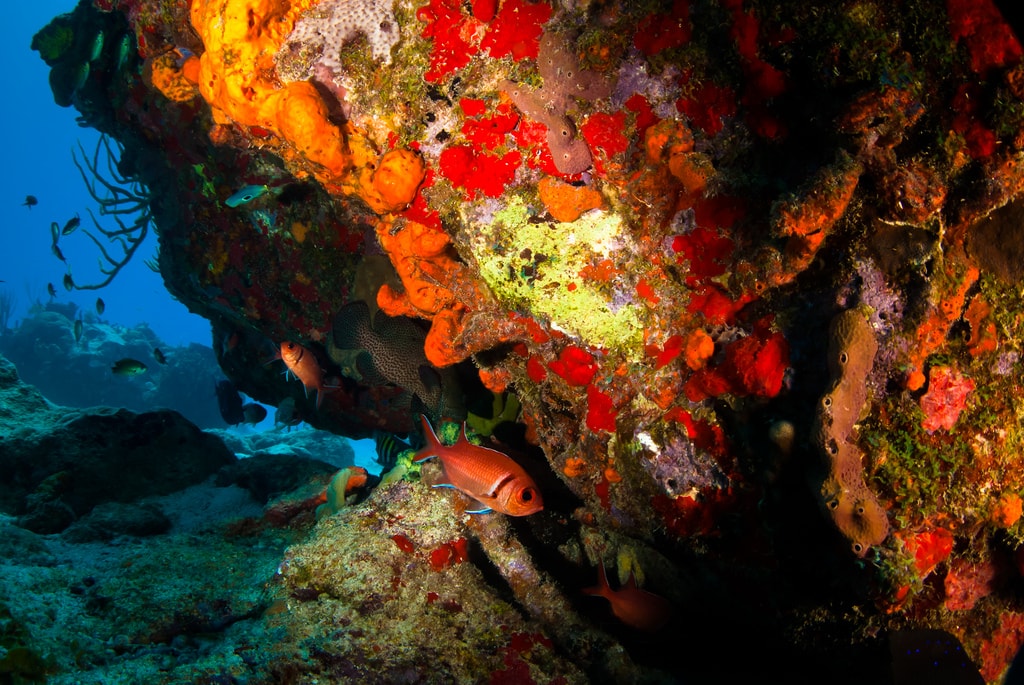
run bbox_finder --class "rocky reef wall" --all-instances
[23,0,1024,681]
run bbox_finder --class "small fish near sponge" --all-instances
[413,415,542,516]
[583,563,673,633]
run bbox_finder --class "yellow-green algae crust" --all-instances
[466,198,644,356]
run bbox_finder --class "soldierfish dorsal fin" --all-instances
[414,415,443,462]
[458,423,472,446]
[582,562,613,600]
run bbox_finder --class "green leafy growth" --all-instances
[31,17,75,66]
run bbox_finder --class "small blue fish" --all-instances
[226,184,269,208]
[89,30,105,63]
[115,33,133,72]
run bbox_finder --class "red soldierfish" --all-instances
[413,415,543,516]
[279,341,333,409]
[583,564,673,632]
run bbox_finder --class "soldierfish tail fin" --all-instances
[413,414,443,462]
[261,346,282,366]
[582,562,613,599]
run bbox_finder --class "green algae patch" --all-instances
[466,199,644,356]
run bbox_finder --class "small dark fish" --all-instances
[241,403,268,425]
[96,297,105,315]
[215,379,245,425]
[73,318,83,343]
[62,214,81,236]
[50,222,60,243]
[62,273,74,291]
[111,358,147,376]
[51,243,66,262]
[23,195,38,209]
[153,347,167,364]
[373,430,413,471]
[274,396,301,429]
[47,283,57,298]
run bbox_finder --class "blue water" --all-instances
[0,0,377,466]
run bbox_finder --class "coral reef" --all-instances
[0,304,224,428]
[27,0,1024,681]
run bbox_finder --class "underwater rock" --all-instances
[0,354,235,533]
[210,425,357,468]
[61,501,172,542]
[215,452,338,504]
[276,476,641,682]
[966,197,1024,284]
[0,308,224,428]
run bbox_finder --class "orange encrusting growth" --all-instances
[374,218,497,367]
[904,262,980,390]
[189,0,349,176]
[537,176,604,222]
[189,0,421,213]
[146,51,200,103]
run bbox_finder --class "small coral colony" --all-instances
[28,0,1024,678]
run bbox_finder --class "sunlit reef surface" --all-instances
[8,0,1024,681]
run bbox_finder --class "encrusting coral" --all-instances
[33,0,1024,680]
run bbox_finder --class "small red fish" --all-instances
[583,564,673,632]
[279,341,333,408]
[413,415,543,516]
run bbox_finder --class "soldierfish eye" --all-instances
[520,489,535,502]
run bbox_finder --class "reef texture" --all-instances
[0,353,236,534]
[0,303,225,428]
[26,0,1024,680]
